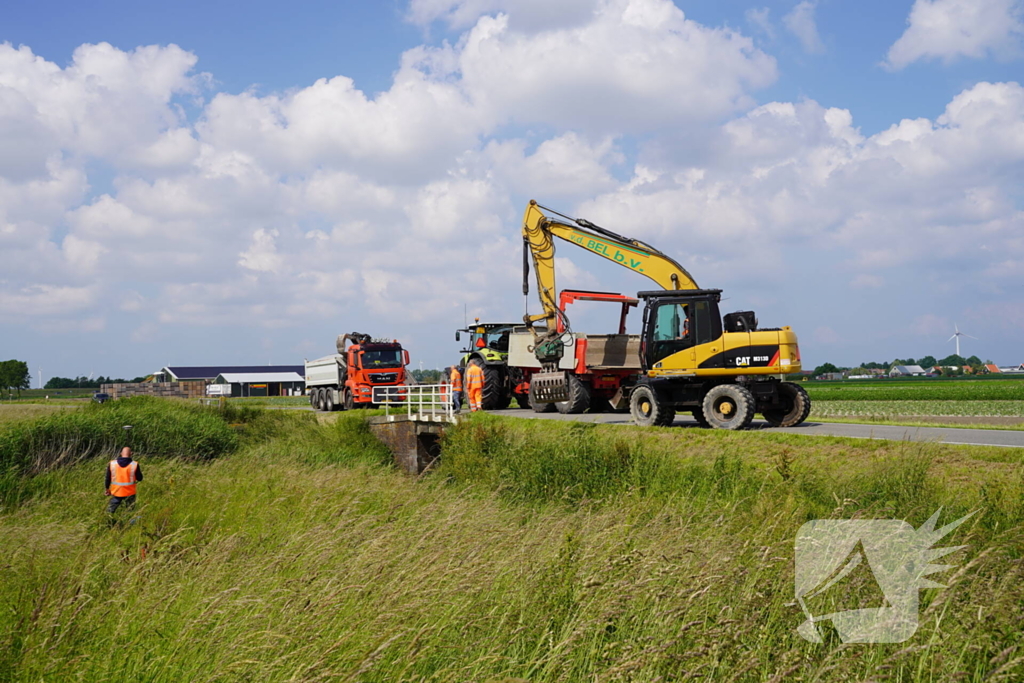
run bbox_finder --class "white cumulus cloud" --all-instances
[884,0,1024,70]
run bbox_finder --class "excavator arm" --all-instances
[521,200,699,331]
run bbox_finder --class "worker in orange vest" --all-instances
[448,366,464,413]
[465,363,485,412]
[449,365,463,413]
[105,446,143,514]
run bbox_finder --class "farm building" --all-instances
[998,364,1024,374]
[985,364,1001,373]
[208,371,305,397]
[889,364,927,377]
[152,365,305,383]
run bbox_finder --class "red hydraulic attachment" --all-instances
[556,289,639,334]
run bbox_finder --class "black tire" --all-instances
[314,388,325,411]
[691,410,711,428]
[702,384,755,430]
[343,388,354,411]
[630,385,675,427]
[309,390,318,409]
[468,359,509,411]
[762,382,811,427]
[493,391,512,410]
[324,390,335,412]
[528,379,556,413]
[555,374,591,414]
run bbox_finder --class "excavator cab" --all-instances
[641,290,724,370]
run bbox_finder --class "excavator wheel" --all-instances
[691,410,711,428]
[762,382,811,428]
[528,380,556,413]
[468,359,510,411]
[630,385,676,427]
[555,374,591,414]
[702,384,755,430]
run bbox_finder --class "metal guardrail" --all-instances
[372,384,455,422]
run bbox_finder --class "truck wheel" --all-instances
[312,388,323,411]
[630,385,675,427]
[343,389,354,411]
[556,374,591,414]
[702,384,755,430]
[324,390,335,412]
[309,390,318,409]
[469,359,509,410]
[762,382,811,427]
[528,380,555,413]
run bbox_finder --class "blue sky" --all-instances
[2,0,1023,381]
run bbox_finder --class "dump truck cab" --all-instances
[306,333,410,411]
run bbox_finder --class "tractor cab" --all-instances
[456,321,517,357]
[453,320,522,410]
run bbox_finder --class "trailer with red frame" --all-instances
[507,289,644,414]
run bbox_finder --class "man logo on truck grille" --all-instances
[794,509,973,643]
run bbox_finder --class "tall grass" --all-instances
[0,397,235,474]
[441,416,763,506]
[0,407,1021,681]
[0,398,312,509]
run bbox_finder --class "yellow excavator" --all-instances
[521,200,810,429]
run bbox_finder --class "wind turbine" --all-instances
[947,324,977,358]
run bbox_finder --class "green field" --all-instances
[1,400,1022,681]
[804,378,1024,401]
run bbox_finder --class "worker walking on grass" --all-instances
[105,446,143,515]
[465,363,484,412]
[449,365,463,413]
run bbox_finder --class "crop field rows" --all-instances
[810,400,1024,418]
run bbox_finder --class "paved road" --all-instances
[500,408,1024,448]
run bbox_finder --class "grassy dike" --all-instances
[0,404,1022,682]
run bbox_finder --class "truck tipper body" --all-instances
[305,332,409,411]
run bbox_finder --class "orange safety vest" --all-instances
[465,364,484,390]
[450,367,463,391]
[109,460,138,497]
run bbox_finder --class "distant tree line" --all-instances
[813,354,994,378]
[0,360,31,398]
[410,369,443,384]
[44,375,148,389]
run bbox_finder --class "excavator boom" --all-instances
[522,200,698,330]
